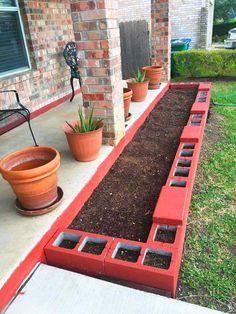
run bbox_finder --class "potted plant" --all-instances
[0,146,60,210]
[127,69,149,102]
[123,87,132,121]
[142,65,163,90]
[64,106,103,162]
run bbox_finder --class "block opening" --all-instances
[182,143,195,149]
[180,150,193,157]
[174,168,189,177]
[170,180,187,188]
[192,114,203,118]
[142,248,172,269]
[154,225,177,244]
[79,237,107,255]
[177,159,191,167]
[113,242,141,263]
[53,232,81,249]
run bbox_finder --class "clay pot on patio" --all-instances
[123,88,132,120]
[127,79,149,102]
[64,121,103,162]
[0,146,60,210]
[142,66,163,90]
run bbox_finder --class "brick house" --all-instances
[0,0,170,145]
[118,0,215,49]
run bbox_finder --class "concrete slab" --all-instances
[5,264,222,314]
[0,84,167,290]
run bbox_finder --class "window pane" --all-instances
[0,0,16,6]
[0,10,29,74]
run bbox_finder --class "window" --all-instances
[0,0,31,78]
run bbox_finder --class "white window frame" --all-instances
[0,0,31,78]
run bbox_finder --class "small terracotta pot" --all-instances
[123,88,132,119]
[127,79,149,102]
[142,66,163,89]
[64,121,103,162]
[0,146,60,210]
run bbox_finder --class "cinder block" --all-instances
[152,186,188,225]
[180,125,202,143]
[198,82,211,91]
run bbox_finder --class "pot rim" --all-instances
[64,121,104,136]
[0,146,60,175]
[142,65,163,71]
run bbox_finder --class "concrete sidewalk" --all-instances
[5,264,222,314]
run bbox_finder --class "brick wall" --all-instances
[170,0,214,49]
[0,0,77,113]
[117,0,151,23]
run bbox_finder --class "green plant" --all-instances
[132,69,146,82]
[66,106,103,133]
[172,49,236,78]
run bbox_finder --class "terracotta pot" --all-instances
[64,121,103,162]
[127,79,149,102]
[123,88,132,118]
[0,146,60,210]
[142,66,163,89]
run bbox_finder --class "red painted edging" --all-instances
[44,82,212,298]
[0,84,169,312]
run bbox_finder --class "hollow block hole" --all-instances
[155,226,177,244]
[180,150,193,157]
[143,249,172,269]
[174,168,189,177]
[79,237,107,255]
[177,159,192,167]
[192,114,203,119]
[53,232,81,250]
[170,180,187,188]
[113,243,141,263]
[182,143,195,149]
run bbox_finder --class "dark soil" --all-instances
[70,88,197,242]
[143,252,171,269]
[59,239,77,249]
[115,248,140,263]
[81,241,106,255]
[155,228,176,244]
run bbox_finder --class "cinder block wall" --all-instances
[0,0,78,113]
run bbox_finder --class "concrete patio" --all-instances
[0,83,167,292]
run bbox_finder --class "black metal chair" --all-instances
[63,42,82,102]
[0,90,38,146]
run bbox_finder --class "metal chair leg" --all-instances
[27,120,38,146]
[70,76,75,102]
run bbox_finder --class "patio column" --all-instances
[151,0,171,81]
[71,0,125,145]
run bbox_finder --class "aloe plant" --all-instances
[132,69,146,83]
[66,106,103,133]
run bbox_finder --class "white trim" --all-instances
[0,0,31,78]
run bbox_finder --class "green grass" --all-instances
[178,80,236,311]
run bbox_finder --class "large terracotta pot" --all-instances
[142,66,163,90]
[127,79,149,102]
[64,121,103,162]
[123,88,132,119]
[0,146,60,210]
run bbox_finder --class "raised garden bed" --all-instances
[45,82,211,298]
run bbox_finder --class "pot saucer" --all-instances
[15,187,64,216]
[125,113,132,121]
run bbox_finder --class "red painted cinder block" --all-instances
[104,239,182,297]
[180,125,202,143]
[44,229,114,275]
[152,186,188,225]
[198,82,211,91]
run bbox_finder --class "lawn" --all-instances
[176,80,236,312]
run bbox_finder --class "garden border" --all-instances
[44,82,211,298]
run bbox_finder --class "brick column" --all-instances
[151,0,171,81]
[71,0,125,145]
